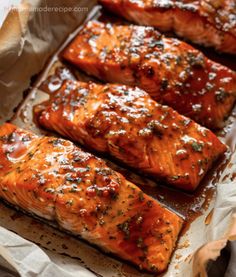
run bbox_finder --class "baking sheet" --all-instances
[0,1,236,277]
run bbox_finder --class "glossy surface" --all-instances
[0,123,183,274]
[99,0,236,54]
[36,80,226,191]
[62,21,236,129]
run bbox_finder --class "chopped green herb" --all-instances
[66,199,74,206]
[99,219,105,226]
[137,237,144,248]
[150,265,158,272]
[147,200,153,208]
[149,40,164,49]
[215,89,228,103]
[44,188,55,193]
[117,220,130,240]
[69,184,78,193]
[191,142,203,152]
[28,152,34,158]
[117,210,123,216]
[171,175,180,181]
[179,119,191,126]
[160,79,168,91]
[138,191,144,202]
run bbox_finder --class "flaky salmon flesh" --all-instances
[99,0,236,55]
[62,21,236,129]
[0,123,183,274]
[36,80,226,191]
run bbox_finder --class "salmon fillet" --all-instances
[0,123,183,273]
[35,80,226,191]
[99,0,236,55]
[62,21,236,129]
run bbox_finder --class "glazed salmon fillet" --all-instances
[99,0,236,55]
[35,80,226,191]
[62,21,236,129]
[0,123,183,273]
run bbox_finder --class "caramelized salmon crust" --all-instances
[36,80,226,191]
[0,123,183,274]
[62,21,236,129]
[99,0,236,55]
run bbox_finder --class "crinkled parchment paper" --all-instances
[0,226,96,277]
[0,0,96,122]
[0,0,236,276]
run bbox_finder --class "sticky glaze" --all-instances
[99,0,236,54]
[62,21,236,129]
[36,79,226,191]
[0,123,183,274]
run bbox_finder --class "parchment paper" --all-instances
[0,0,236,276]
[0,227,96,277]
[0,0,96,122]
